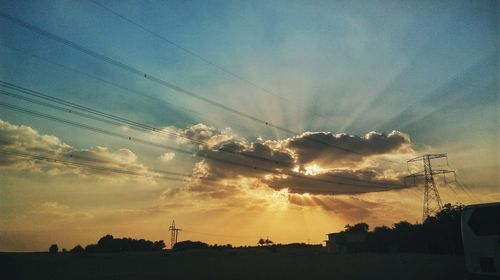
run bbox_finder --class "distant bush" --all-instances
[209,244,233,250]
[258,238,273,246]
[173,240,209,251]
[49,244,58,254]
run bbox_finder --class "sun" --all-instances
[304,164,325,176]
[292,164,326,176]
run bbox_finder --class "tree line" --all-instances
[49,235,165,253]
[48,203,465,254]
[336,203,464,254]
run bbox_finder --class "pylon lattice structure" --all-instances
[169,220,181,249]
[405,154,455,222]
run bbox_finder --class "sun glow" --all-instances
[267,188,290,208]
[304,164,326,176]
[292,164,327,176]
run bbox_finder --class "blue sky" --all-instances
[0,0,498,250]
[2,0,497,180]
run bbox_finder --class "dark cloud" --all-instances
[184,127,412,195]
[284,130,410,167]
[265,169,406,195]
[196,141,295,180]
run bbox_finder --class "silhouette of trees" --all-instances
[70,245,84,253]
[338,203,465,254]
[209,244,233,250]
[422,203,464,254]
[49,244,58,254]
[173,240,209,251]
[344,223,369,233]
[83,235,165,253]
[368,226,393,252]
[258,237,274,246]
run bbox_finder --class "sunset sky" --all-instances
[0,0,498,251]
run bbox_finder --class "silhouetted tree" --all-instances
[173,240,209,251]
[392,221,422,252]
[423,203,464,254]
[333,204,464,255]
[83,235,165,253]
[153,240,166,251]
[258,238,266,246]
[264,238,274,245]
[367,226,393,252]
[70,245,84,253]
[49,244,58,254]
[97,234,115,252]
[344,223,369,233]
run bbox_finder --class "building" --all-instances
[326,231,367,254]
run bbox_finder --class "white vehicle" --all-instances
[461,202,500,277]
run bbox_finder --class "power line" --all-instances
[0,11,404,166]
[0,82,407,189]
[0,100,407,191]
[87,0,339,126]
[0,148,186,182]
[0,137,191,178]
[454,174,481,203]
[0,146,263,191]
[0,44,250,131]
[443,161,481,203]
[0,81,242,151]
[1,77,408,189]
[0,144,344,197]
[2,46,407,174]
[0,144,392,197]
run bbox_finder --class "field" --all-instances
[0,248,469,280]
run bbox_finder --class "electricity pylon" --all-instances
[405,154,455,222]
[169,220,181,249]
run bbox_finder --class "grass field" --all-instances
[1,249,468,280]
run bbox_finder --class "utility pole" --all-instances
[169,220,182,249]
[405,154,455,222]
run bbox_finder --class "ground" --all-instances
[1,249,468,280]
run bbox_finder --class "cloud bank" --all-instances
[0,120,153,180]
[169,123,413,197]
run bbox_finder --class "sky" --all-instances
[0,0,498,251]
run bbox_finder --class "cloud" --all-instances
[287,194,380,221]
[265,168,405,195]
[0,120,71,164]
[31,201,93,220]
[196,141,295,181]
[36,201,70,212]
[180,128,412,196]
[159,152,175,162]
[175,123,234,148]
[1,119,415,217]
[0,119,154,180]
[283,130,411,167]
